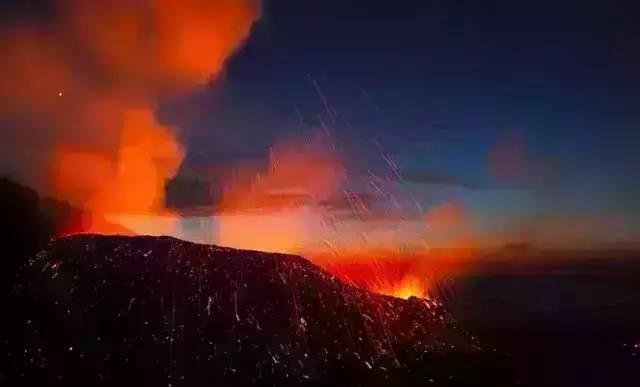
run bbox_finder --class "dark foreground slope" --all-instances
[2,234,514,386]
[0,178,80,296]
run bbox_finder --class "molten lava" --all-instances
[373,275,426,299]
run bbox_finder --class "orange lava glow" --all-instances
[60,212,135,237]
[373,275,426,299]
[314,247,473,299]
[323,259,430,298]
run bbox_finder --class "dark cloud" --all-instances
[398,170,483,189]
[356,168,482,189]
[318,191,382,210]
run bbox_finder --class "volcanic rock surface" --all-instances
[4,234,514,386]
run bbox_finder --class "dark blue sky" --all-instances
[2,0,631,247]
[159,0,640,245]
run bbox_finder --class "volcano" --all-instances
[3,234,514,386]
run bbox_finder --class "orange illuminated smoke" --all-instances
[0,1,260,235]
[215,138,344,253]
[53,110,182,216]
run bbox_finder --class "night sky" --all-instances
[1,0,639,248]
[162,0,640,247]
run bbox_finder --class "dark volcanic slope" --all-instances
[4,234,513,386]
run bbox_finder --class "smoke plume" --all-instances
[0,0,260,228]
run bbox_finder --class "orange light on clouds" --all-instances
[0,1,260,235]
[216,210,309,253]
[215,137,344,252]
[52,109,182,216]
